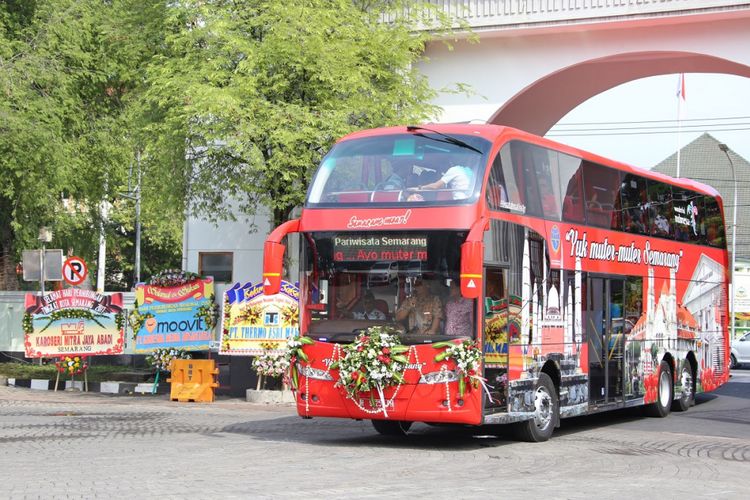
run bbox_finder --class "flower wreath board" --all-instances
[23,289,125,360]
[219,280,300,356]
[131,270,217,353]
[53,355,90,392]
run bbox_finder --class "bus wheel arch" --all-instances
[672,353,697,412]
[541,360,561,428]
[514,371,558,442]
[645,359,673,418]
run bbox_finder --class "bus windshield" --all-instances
[307,133,491,206]
[301,231,475,344]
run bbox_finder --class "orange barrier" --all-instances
[167,359,219,403]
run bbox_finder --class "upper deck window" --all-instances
[487,141,565,219]
[582,162,621,229]
[307,133,491,207]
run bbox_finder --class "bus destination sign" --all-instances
[333,233,428,262]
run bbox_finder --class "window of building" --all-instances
[199,252,233,282]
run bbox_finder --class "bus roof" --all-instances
[337,124,721,199]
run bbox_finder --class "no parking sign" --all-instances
[62,256,88,286]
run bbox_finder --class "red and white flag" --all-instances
[676,73,686,101]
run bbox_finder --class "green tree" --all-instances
[0,0,185,290]
[145,0,458,228]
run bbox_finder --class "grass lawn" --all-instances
[0,362,153,382]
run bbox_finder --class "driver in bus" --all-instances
[396,277,443,335]
[376,157,413,191]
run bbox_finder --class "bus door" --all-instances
[483,267,509,411]
[607,280,625,402]
[587,276,625,404]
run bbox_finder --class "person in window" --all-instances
[376,158,412,191]
[348,291,387,320]
[396,277,442,335]
[416,163,473,199]
[444,279,473,337]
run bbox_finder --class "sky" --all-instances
[546,73,750,170]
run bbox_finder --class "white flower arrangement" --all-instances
[332,326,409,401]
[146,348,192,372]
[432,339,483,396]
[252,351,290,378]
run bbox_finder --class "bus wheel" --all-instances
[515,373,557,442]
[645,360,673,418]
[671,362,694,412]
[371,420,412,436]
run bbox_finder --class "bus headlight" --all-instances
[419,370,459,384]
[298,364,333,381]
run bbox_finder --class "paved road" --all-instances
[1,369,749,499]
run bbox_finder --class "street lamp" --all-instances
[37,226,53,294]
[719,143,737,341]
[120,151,142,285]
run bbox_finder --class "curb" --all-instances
[246,389,296,404]
[4,378,170,395]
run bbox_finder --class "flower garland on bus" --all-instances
[55,356,88,376]
[432,339,485,397]
[331,326,409,416]
[284,334,314,389]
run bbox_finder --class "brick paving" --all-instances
[1,373,749,499]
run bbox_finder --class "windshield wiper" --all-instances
[406,125,483,154]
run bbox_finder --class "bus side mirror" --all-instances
[263,240,285,295]
[460,241,483,299]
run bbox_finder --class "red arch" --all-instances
[488,51,750,136]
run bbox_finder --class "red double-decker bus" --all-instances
[263,124,730,441]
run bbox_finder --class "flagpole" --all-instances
[675,73,686,178]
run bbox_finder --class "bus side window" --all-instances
[486,151,509,210]
[672,188,700,242]
[619,175,649,236]
[702,196,726,248]
[648,180,673,238]
[513,143,542,217]
[487,143,525,212]
[582,161,621,229]
[560,154,585,224]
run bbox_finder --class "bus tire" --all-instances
[645,360,673,418]
[671,362,694,412]
[371,420,412,436]
[514,373,557,442]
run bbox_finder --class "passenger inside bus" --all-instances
[414,156,474,200]
[376,157,413,192]
[395,277,443,335]
[340,291,388,320]
[444,279,472,337]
